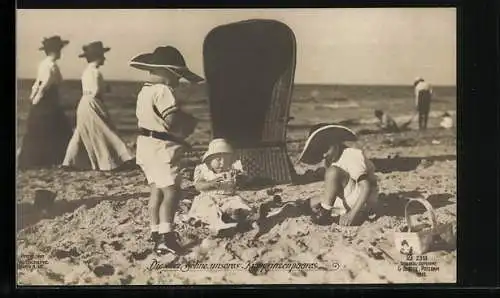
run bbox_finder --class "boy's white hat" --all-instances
[297,124,357,165]
[202,138,234,162]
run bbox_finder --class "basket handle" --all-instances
[404,198,437,233]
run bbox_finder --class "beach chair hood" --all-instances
[203,19,297,183]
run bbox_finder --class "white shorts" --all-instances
[331,178,379,216]
[136,135,184,188]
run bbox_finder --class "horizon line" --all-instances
[16,77,457,88]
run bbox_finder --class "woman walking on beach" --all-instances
[18,36,73,170]
[62,41,133,171]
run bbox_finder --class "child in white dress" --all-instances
[188,139,252,235]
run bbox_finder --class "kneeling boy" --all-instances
[297,124,379,226]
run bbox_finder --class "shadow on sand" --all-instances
[372,155,456,173]
[377,191,455,218]
[17,191,149,232]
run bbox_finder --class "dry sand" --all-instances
[16,117,456,285]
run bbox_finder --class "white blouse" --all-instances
[193,160,245,196]
[29,57,62,103]
[81,62,105,98]
[414,81,433,106]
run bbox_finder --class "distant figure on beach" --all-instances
[62,41,133,171]
[188,139,252,235]
[129,46,202,255]
[17,36,73,170]
[440,112,453,129]
[414,77,433,130]
[297,124,379,226]
[374,110,399,133]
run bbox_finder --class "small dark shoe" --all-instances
[156,232,185,255]
[148,231,159,243]
[311,204,333,226]
[299,198,314,215]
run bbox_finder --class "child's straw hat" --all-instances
[202,139,234,162]
[297,124,357,165]
[129,46,204,83]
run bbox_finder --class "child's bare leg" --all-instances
[158,185,178,233]
[311,166,349,211]
[149,184,162,234]
[310,166,349,225]
[156,185,184,254]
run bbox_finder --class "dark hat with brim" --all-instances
[413,77,424,86]
[39,35,69,51]
[78,41,110,58]
[129,46,204,83]
[297,124,358,165]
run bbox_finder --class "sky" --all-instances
[17,8,456,85]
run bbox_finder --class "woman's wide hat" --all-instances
[78,41,110,58]
[297,124,358,165]
[129,46,204,83]
[202,138,234,163]
[38,35,69,51]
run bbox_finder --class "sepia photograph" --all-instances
[16,8,457,285]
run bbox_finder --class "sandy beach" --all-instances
[16,108,456,285]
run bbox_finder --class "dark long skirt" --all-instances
[17,87,72,170]
[417,89,432,130]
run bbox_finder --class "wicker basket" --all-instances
[394,198,455,255]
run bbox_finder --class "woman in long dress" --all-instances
[18,36,73,170]
[62,41,133,170]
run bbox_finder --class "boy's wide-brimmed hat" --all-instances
[297,124,357,165]
[39,35,69,51]
[202,138,234,162]
[78,41,110,58]
[129,46,204,83]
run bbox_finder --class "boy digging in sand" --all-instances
[297,124,379,226]
[187,138,253,236]
[129,46,203,255]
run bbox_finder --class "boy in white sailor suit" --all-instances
[129,46,203,255]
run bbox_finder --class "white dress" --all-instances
[187,160,252,230]
[62,62,133,170]
[18,57,72,169]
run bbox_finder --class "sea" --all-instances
[16,79,456,147]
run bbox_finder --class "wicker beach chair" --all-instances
[203,19,297,184]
